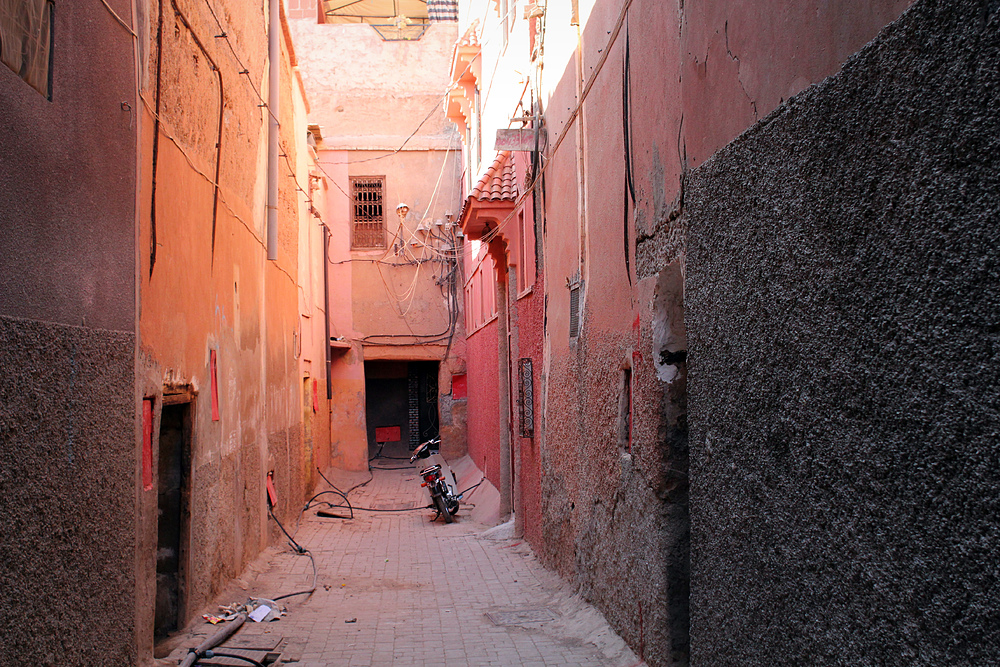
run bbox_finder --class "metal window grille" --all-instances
[408,373,419,450]
[518,358,534,438]
[427,0,458,21]
[351,177,385,248]
[569,285,581,338]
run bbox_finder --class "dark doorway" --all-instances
[411,361,439,448]
[155,401,190,638]
[364,360,439,454]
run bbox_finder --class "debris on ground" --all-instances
[213,598,285,624]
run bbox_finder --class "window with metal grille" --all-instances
[518,358,534,438]
[351,177,385,249]
[569,284,581,338]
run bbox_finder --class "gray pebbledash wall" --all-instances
[684,0,1000,664]
[0,319,136,664]
[0,2,138,663]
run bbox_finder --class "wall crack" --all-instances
[724,21,758,120]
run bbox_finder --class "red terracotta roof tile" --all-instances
[471,151,518,202]
[457,19,480,48]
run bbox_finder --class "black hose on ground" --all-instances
[200,650,266,667]
[458,476,486,497]
[303,489,354,519]
[318,503,431,513]
[267,505,318,601]
[272,548,318,601]
[268,504,306,554]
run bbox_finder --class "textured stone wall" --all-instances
[0,317,136,664]
[0,1,138,661]
[685,1,1000,663]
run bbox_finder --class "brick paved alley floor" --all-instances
[162,449,641,667]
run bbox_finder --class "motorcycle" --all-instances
[410,438,461,523]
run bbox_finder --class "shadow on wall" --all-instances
[652,261,690,665]
[685,0,1000,663]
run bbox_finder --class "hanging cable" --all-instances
[466,0,636,277]
[97,0,137,36]
[270,548,317,601]
[318,1,518,167]
[267,504,318,601]
[201,652,266,667]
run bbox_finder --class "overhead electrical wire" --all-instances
[98,0,137,36]
[466,0,636,277]
[372,143,459,316]
[314,0,518,167]
[118,0,521,353]
[119,0,326,287]
[137,94,300,287]
[199,0,280,126]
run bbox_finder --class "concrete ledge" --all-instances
[448,454,501,527]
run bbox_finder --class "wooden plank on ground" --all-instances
[219,633,283,650]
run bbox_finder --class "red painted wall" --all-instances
[465,318,501,491]
[514,272,544,549]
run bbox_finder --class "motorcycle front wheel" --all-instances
[434,495,455,523]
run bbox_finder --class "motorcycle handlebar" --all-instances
[409,438,442,463]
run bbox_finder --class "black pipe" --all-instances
[170,0,224,262]
[323,223,332,400]
[150,0,163,277]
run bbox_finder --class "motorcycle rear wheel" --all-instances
[434,495,455,523]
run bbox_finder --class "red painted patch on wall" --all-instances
[266,471,278,507]
[312,378,319,413]
[210,349,220,421]
[375,426,401,443]
[452,374,468,400]
[142,398,153,491]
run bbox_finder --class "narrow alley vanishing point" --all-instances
[1,0,999,665]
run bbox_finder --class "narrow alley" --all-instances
[2,0,999,665]
[158,444,638,667]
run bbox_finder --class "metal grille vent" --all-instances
[518,358,534,438]
[407,374,419,450]
[351,177,385,248]
[569,285,581,338]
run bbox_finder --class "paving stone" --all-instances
[179,448,640,666]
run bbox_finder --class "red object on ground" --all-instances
[210,349,220,421]
[142,398,153,491]
[375,426,401,443]
[451,374,467,400]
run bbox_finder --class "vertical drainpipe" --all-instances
[322,223,332,400]
[267,0,279,261]
[574,15,587,277]
[496,259,513,520]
